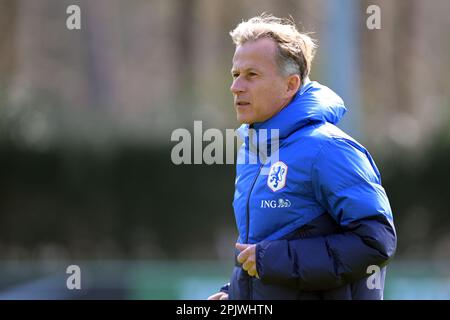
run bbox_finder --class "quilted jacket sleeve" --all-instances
[255,138,397,291]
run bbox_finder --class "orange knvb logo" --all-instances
[267,161,288,192]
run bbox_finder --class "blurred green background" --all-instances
[1,0,450,299]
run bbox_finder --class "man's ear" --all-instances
[285,74,301,98]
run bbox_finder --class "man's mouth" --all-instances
[236,101,250,106]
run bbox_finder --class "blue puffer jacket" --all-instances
[226,80,397,300]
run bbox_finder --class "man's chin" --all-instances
[237,115,254,125]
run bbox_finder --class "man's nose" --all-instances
[230,78,245,94]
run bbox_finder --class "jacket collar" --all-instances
[236,79,347,142]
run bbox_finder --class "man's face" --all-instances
[230,38,291,124]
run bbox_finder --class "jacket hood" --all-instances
[237,79,347,140]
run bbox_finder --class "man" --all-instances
[208,14,396,300]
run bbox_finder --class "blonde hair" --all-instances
[230,13,317,84]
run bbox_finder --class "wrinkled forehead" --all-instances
[232,38,279,71]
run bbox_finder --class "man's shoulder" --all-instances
[288,121,359,146]
[286,122,372,167]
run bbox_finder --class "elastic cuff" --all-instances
[256,241,270,280]
[219,283,230,294]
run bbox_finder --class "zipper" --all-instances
[245,163,264,300]
[245,163,264,243]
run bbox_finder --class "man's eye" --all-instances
[248,72,257,77]
[232,73,239,78]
